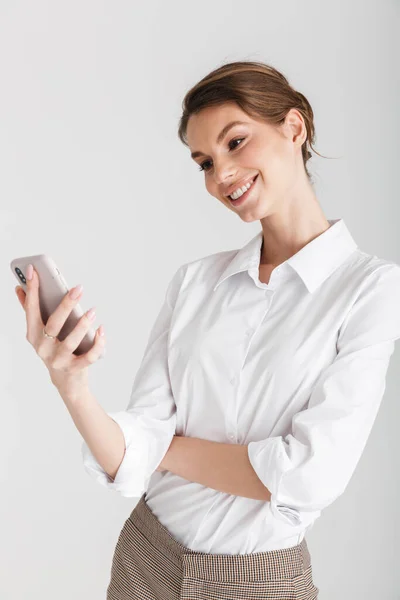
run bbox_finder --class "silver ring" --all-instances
[43,327,56,340]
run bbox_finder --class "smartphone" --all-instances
[10,254,105,359]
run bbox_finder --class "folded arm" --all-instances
[159,435,271,501]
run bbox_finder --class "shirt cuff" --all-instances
[81,411,151,497]
[248,437,320,528]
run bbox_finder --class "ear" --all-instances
[285,108,307,147]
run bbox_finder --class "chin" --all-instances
[238,210,261,223]
[239,202,270,222]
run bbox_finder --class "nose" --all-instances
[213,164,238,187]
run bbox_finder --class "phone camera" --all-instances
[15,267,26,284]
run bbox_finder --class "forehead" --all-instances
[186,103,257,147]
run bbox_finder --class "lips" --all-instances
[224,174,258,198]
[228,174,259,206]
[229,174,258,198]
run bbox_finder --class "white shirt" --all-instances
[82,218,400,553]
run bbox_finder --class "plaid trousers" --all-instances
[107,493,319,599]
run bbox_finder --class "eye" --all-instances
[198,137,245,172]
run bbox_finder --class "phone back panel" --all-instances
[10,254,104,358]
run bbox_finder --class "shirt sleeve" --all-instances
[81,263,187,497]
[248,263,400,528]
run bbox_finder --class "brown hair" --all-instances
[178,61,331,182]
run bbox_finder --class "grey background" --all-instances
[1,1,399,598]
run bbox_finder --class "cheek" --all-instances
[267,147,293,183]
[206,181,218,197]
[206,180,225,203]
[241,143,263,167]
[246,139,284,175]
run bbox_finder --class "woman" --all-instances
[16,61,400,599]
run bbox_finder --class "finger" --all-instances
[70,326,106,371]
[24,267,45,337]
[44,285,84,339]
[57,307,97,356]
[15,286,26,309]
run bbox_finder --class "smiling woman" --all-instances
[178,61,329,182]
[176,61,335,236]
[100,60,348,600]
[84,60,400,600]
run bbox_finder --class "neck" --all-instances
[259,185,331,266]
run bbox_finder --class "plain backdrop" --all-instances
[1,1,399,598]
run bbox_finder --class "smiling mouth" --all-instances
[228,174,259,206]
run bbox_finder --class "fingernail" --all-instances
[86,307,96,321]
[69,284,83,299]
[26,264,33,281]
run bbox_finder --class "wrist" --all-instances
[57,385,93,406]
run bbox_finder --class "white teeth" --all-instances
[229,177,256,200]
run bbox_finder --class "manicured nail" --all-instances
[26,264,33,280]
[69,284,83,299]
[86,307,96,321]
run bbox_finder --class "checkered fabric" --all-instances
[107,493,319,599]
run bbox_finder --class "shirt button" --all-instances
[228,433,235,440]
[230,376,236,385]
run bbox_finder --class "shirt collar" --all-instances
[213,218,358,294]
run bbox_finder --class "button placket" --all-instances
[228,369,240,442]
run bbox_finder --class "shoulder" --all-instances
[346,249,400,290]
[338,250,400,347]
[178,247,238,286]
[166,247,238,306]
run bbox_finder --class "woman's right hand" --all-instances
[15,265,106,398]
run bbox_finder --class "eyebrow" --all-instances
[190,120,248,160]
